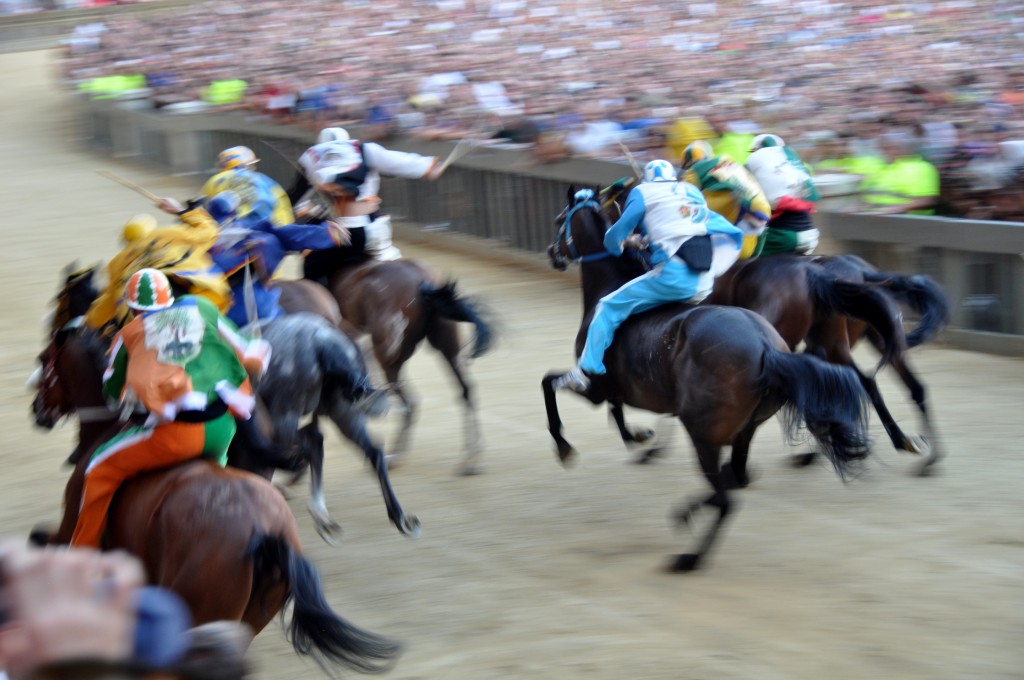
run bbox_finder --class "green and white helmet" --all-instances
[126,268,175,312]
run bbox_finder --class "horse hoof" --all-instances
[669,553,701,572]
[791,452,817,468]
[632,428,656,445]
[457,461,485,476]
[903,435,929,456]
[914,460,939,478]
[557,444,578,467]
[633,447,664,465]
[399,515,422,539]
[28,525,52,547]
[384,453,405,470]
[315,520,343,546]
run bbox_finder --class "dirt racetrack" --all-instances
[2,50,1023,680]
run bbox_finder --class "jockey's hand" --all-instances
[156,197,184,215]
[623,234,649,250]
[327,220,351,246]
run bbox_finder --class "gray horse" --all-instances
[245,312,420,542]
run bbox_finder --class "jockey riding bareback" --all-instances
[556,160,744,393]
[206,190,345,327]
[200,146,295,228]
[743,133,822,255]
[680,140,772,259]
[85,198,230,333]
[290,127,446,284]
[71,268,271,549]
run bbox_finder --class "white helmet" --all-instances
[317,127,350,144]
[750,133,785,152]
[643,159,677,183]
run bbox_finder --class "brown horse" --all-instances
[326,258,494,475]
[39,267,419,544]
[30,318,403,675]
[542,188,871,571]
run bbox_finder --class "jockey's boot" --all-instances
[553,366,592,393]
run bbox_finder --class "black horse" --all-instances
[599,180,948,474]
[542,188,872,572]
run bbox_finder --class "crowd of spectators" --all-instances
[55,0,1024,219]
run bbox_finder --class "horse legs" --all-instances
[866,332,943,475]
[671,434,735,572]
[325,395,420,537]
[299,417,343,544]
[541,372,578,465]
[381,363,418,469]
[608,403,662,464]
[427,319,483,475]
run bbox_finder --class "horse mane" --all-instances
[51,263,100,339]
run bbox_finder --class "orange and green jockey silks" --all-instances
[102,295,268,422]
[86,208,230,330]
[859,156,940,215]
[200,168,294,228]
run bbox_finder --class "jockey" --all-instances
[85,198,231,332]
[290,126,444,284]
[199,146,295,227]
[71,268,271,549]
[556,160,744,392]
[744,134,822,255]
[680,140,772,259]
[206,191,344,327]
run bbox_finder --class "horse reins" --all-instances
[558,192,613,264]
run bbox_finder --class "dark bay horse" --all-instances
[30,322,402,675]
[326,257,494,475]
[813,253,950,472]
[599,181,947,473]
[542,189,872,571]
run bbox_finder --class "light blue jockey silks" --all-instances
[579,181,743,375]
[209,211,340,327]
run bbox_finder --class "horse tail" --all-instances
[861,271,950,348]
[805,266,906,367]
[248,533,402,674]
[419,281,494,358]
[760,346,871,479]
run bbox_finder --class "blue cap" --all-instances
[132,586,193,670]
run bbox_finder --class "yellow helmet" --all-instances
[681,140,714,170]
[121,214,157,244]
[217,146,258,171]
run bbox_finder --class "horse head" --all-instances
[31,266,106,429]
[49,263,99,338]
[547,185,607,270]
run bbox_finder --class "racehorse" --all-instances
[326,258,494,475]
[29,315,403,674]
[598,180,947,474]
[814,253,950,473]
[542,188,872,571]
[38,266,420,544]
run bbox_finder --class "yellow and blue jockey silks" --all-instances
[200,168,295,228]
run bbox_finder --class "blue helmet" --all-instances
[207,191,241,224]
[643,159,677,183]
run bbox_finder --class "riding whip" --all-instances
[95,170,163,204]
[436,136,485,176]
[617,141,644,179]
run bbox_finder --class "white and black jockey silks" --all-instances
[298,140,369,197]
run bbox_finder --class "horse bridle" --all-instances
[554,190,614,264]
[34,316,118,424]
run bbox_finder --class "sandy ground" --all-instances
[2,50,1023,680]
